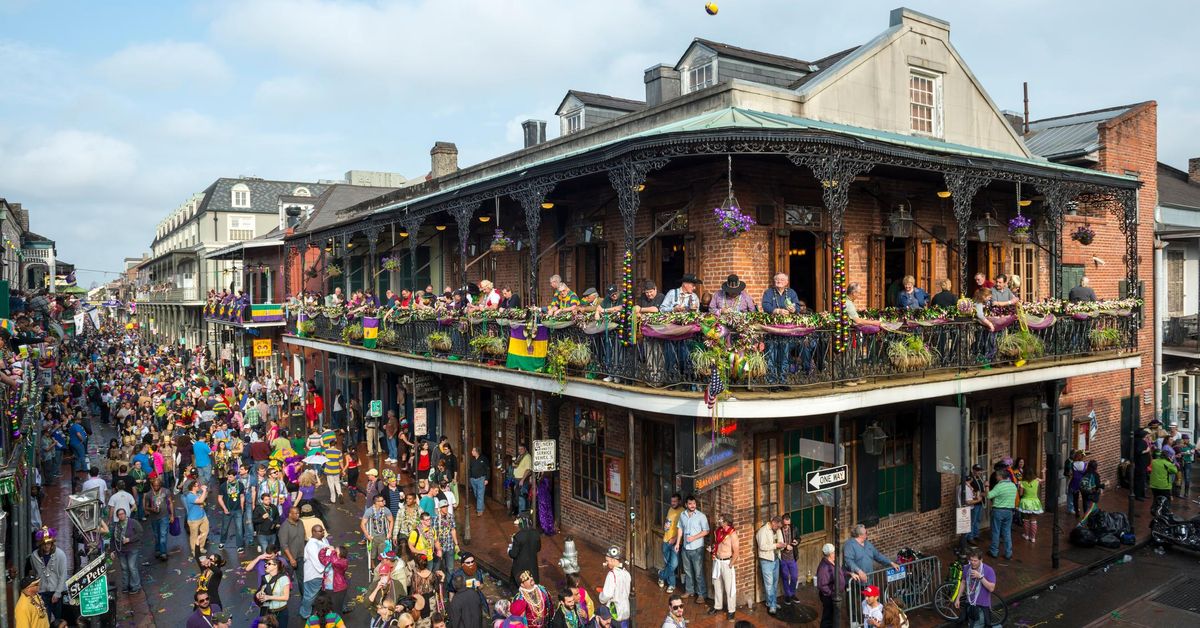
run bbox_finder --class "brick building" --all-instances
[276,7,1151,613]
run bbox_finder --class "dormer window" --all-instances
[909,70,942,137]
[685,57,715,94]
[565,109,583,134]
[231,183,251,208]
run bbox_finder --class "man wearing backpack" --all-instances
[361,494,395,558]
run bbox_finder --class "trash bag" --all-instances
[1120,532,1137,545]
[1105,512,1132,535]
[1097,533,1121,549]
[1071,527,1097,547]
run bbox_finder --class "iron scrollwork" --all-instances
[606,157,670,251]
[943,171,990,294]
[511,180,558,302]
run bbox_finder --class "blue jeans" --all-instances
[386,437,398,460]
[990,508,1014,558]
[299,577,323,618]
[768,341,792,384]
[760,558,780,610]
[780,558,798,598]
[153,518,169,555]
[222,510,247,547]
[969,503,983,540]
[70,443,86,472]
[681,547,707,599]
[659,543,679,588]
[470,477,487,513]
[197,465,212,486]
[256,534,275,553]
[119,549,141,591]
[1183,462,1193,494]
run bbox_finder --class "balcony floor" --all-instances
[284,335,1140,418]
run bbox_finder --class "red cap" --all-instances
[863,585,880,597]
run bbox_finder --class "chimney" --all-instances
[1000,110,1025,135]
[644,64,681,107]
[1190,158,1200,185]
[11,203,29,232]
[430,142,459,179]
[521,120,547,148]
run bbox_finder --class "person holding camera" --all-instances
[754,515,785,615]
[779,516,799,605]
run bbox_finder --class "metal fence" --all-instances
[845,554,941,627]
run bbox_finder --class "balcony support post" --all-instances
[1038,182,1079,298]
[449,202,480,290]
[402,216,426,295]
[608,157,669,366]
[1044,378,1064,570]
[342,234,352,296]
[365,225,384,295]
[511,181,557,304]
[942,172,990,295]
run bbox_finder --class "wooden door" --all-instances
[867,237,885,309]
[639,421,677,571]
[1015,423,1038,475]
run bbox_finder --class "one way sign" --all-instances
[806,465,849,493]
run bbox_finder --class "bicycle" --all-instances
[885,548,933,609]
[932,556,1007,625]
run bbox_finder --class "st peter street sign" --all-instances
[64,554,110,616]
[806,465,849,493]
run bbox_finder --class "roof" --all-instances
[1158,162,1200,211]
[557,90,647,115]
[789,46,859,89]
[22,231,53,244]
[194,178,329,216]
[680,38,811,72]
[1024,104,1139,161]
[289,184,398,237]
[360,107,1136,221]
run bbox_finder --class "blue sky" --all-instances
[1,0,1197,289]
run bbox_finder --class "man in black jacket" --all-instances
[446,574,489,628]
[468,447,490,516]
[508,515,541,585]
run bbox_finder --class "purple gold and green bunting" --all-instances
[251,303,284,323]
[362,317,380,348]
[506,324,549,372]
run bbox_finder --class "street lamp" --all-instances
[66,492,102,533]
[862,422,888,456]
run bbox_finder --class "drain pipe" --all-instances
[1154,236,1166,422]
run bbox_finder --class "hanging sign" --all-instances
[368,399,383,418]
[253,339,273,358]
[65,555,107,605]
[79,575,109,617]
[414,407,428,437]
[806,465,849,493]
[532,439,557,472]
[956,506,973,535]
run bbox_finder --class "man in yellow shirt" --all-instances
[658,493,684,593]
[515,443,533,512]
[15,575,49,628]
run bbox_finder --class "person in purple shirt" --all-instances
[955,547,997,627]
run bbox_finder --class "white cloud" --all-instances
[253,76,323,110]
[0,129,138,193]
[97,41,230,90]
[160,110,226,141]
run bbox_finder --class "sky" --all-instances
[1,0,1198,289]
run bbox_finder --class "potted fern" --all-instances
[997,329,1045,362]
[888,334,935,371]
[427,331,452,353]
[296,319,316,338]
[1089,326,1122,351]
[342,322,364,343]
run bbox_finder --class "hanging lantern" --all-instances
[887,204,914,238]
[970,212,1002,243]
[862,422,888,456]
[66,492,103,533]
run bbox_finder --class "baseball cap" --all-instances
[863,585,880,597]
[595,605,613,620]
[365,468,379,476]
[605,545,623,561]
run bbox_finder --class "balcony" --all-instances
[1163,315,1200,356]
[204,299,285,327]
[285,302,1140,407]
[142,287,199,303]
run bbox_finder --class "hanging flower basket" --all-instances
[1008,214,1032,244]
[381,256,402,272]
[714,205,755,238]
[491,229,514,252]
[326,263,343,278]
[1071,224,1095,246]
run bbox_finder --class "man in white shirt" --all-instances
[299,524,330,618]
[662,274,702,312]
[82,466,109,503]
[107,481,137,523]
[599,545,632,625]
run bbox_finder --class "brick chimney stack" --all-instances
[1189,157,1200,185]
[11,203,29,232]
[430,142,459,179]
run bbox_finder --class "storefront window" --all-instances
[783,427,827,536]
[695,417,738,470]
[572,408,605,507]
[876,419,914,518]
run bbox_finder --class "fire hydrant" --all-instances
[559,536,580,575]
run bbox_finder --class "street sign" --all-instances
[532,439,557,472]
[253,339,273,358]
[80,574,109,617]
[414,407,428,437]
[806,464,849,493]
[368,399,383,418]
[64,554,106,604]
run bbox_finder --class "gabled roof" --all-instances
[556,90,647,115]
[288,184,398,237]
[194,178,329,216]
[1024,104,1140,161]
[1159,162,1200,211]
[677,38,811,72]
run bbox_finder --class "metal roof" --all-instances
[1159,162,1200,211]
[1024,104,1135,161]
[366,107,1136,219]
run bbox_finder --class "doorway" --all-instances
[884,237,908,307]
[1015,422,1039,476]
[638,420,677,571]
[576,244,609,294]
[788,231,820,309]
[657,235,686,292]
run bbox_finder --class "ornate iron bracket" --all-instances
[943,171,990,294]
[606,157,670,251]
[447,201,480,288]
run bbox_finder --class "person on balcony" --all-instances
[637,281,665,313]
[547,275,581,315]
[762,273,799,315]
[989,274,1019,307]
[499,286,522,309]
[469,280,502,311]
[1068,276,1097,302]
[325,287,345,307]
[896,275,928,310]
[577,287,601,312]
[663,275,702,312]
[931,278,957,308]
[709,275,755,316]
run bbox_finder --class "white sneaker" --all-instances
[602,376,614,383]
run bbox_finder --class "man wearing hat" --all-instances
[433,495,460,574]
[579,287,601,313]
[962,464,986,543]
[15,575,48,628]
[1178,433,1194,496]
[815,542,843,628]
[662,275,702,313]
[599,545,632,627]
[28,527,67,623]
[709,275,754,315]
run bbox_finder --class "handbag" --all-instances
[169,517,182,537]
